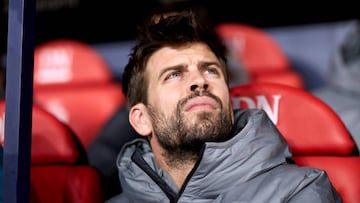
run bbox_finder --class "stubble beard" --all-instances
[147,91,233,168]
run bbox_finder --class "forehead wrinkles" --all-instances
[147,44,219,75]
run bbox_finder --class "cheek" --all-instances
[148,87,180,111]
[216,83,231,107]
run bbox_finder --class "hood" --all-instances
[328,22,360,95]
[116,109,292,202]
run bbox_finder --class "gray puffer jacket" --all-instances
[107,109,341,203]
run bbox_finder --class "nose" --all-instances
[190,83,208,91]
[188,68,209,92]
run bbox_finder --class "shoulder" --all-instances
[274,164,342,202]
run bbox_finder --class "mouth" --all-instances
[183,96,218,112]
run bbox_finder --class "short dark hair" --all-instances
[122,9,228,107]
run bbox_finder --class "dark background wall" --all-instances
[1,0,360,53]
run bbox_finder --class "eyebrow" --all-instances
[158,61,222,80]
[158,64,185,80]
[199,61,222,70]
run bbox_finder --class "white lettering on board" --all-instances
[232,95,281,124]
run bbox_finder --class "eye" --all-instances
[165,71,182,80]
[204,67,220,75]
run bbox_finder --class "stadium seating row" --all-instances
[1,22,359,202]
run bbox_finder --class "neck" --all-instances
[149,136,197,189]
[159,157,195,189]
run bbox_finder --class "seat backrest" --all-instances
[216,23,290,75]
[34,84,127,149]
[33,39,127,149]
[230,83,355,155]
[0,100,103,203]
[230,83,360,203]
[216,23,305,88]
[33,39,113,87]
[293,156,360,203]
[253,71,305,89]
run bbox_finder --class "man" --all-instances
[107,9,341,202]
[87,4,249,201]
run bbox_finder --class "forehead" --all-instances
[146,43,219,74]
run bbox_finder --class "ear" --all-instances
[129,104,152,136]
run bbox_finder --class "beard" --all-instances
[147,90,233,167]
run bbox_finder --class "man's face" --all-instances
[145,43,233,158]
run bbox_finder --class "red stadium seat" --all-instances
[230,83,360,203]
[294,156,360,203]
[33,39,113,86]
[34,84,126,148]
[0,100,103,203]
[252,71,305,89]
[216,23,304,88]
[33,39,127,149]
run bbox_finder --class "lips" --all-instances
[183,96,218,111]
